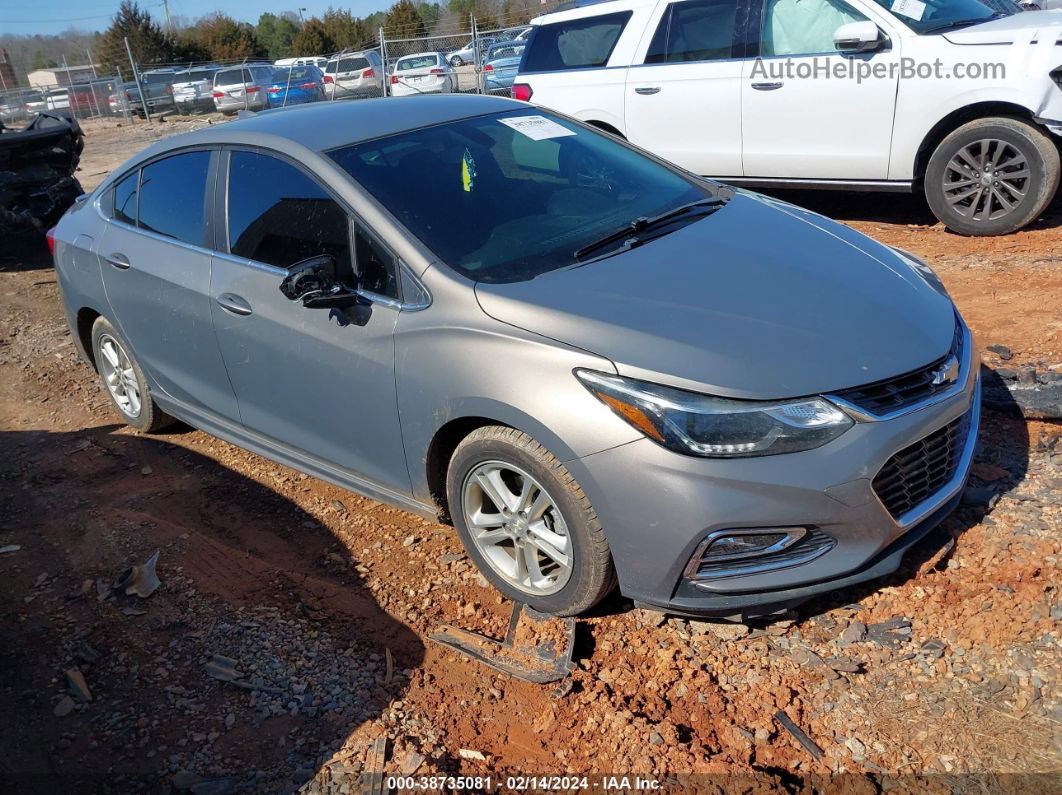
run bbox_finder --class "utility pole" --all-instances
[162,0,173,34]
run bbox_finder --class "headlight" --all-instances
[575,370,853,458]
[891,246,949,297]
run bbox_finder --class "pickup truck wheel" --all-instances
[91,317,173,433]
[925,117,1060,236]
[447,426,616,616]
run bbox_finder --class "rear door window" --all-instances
[521,11,632,72]
[112,171,139,225]
[227,151,352,275]
[645,0,739,63]
[137,150,212,246]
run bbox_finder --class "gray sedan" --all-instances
[50,96,979,618]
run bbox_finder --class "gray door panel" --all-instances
[97,221,240,421]
[209,253,410,494]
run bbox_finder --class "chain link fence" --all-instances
[2,7,556,131]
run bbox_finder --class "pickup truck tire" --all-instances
[91,316,174,433]
[447,425,616,616]
[925,117,1060,236]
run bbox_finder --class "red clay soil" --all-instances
[0,121,1059,792]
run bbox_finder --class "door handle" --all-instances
[634,86,661,95]
[751,81,784,91]
[215,293,253,316]
[105,252,130,269]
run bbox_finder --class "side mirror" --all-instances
[834,21,883,53]
[279,255,363,310]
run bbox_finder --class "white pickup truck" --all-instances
[513,0,1062,235]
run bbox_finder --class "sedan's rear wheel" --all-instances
[447,426,615,616]
[449,55,463,67]
[925,117,1060,236]
[91,317,173,433]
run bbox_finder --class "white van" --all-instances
[514,0,1062,235]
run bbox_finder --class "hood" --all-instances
[474,192,956,400]
[942,10,1062,45]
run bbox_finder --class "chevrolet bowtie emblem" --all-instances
[930,355,959,387]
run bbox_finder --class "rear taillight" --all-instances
[324,75,334,83]
[268,87,282,94]
[430,68,445,75]
[165,84,173,94]
[46,227,57,257]
[299,82,316,90]
[483,63,493,72]
[212,91,224,98]
[362,69,375,78]
[245,86,259,94]
[390,75,399,84]
[512,83,533,102]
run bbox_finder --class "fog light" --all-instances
[700,528,807,563]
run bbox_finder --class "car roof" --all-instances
[131,95,523,157]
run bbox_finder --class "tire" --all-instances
[924,117,1060,236]
[90,317,173,433]
[446,426,615,616]
[450,55,463,67]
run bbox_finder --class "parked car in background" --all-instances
[390,53,456,96]
[323,51,384,99]
[24,92,48,114]
[515,0,1062,236]
[172,67,221,114]
[212,65,274,114]
[108,82,145,116]
[496,26,531,41]
[52,96,978,619]
[445,37,495,67]
[275,56,328,70]
[138,68,180,114]
[266,65,325,107]
[44,89,70,111]
[483,42,525,95]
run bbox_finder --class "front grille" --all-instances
[833,320,963,416]
[691,529,835,579]
[872,413,969,520]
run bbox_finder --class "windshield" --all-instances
[870,0,1018,33]
[328,109,711,283]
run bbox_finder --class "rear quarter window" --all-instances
[522,11,632,72]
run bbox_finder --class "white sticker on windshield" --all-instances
[498,115,577,141]
[890,0,926,21]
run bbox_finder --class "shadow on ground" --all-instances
[0,426,424,792]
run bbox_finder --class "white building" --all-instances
[27,64,99,89]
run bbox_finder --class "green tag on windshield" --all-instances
[461,147,477,193]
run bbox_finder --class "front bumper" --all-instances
[565,330,980,618]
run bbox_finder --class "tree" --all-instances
[185,14,264,61]
[291,19,335,56]
[96,1,177,73]
[30,51,59,71]
[257,12,299,59]
[384,0,427,39]
[321,8,373,50]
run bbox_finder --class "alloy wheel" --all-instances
[942,138,1029,223]
[460,460,572,596]
[97,333,142,419]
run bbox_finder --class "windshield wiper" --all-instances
[919,12,1007,34]
[573,197,726,264]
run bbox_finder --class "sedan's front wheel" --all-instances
[91,317,173,433]
[925,117,1060,236]
[447,426,615,616]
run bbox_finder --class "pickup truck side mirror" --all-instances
[834,21,884,53]
[279,254,364,310]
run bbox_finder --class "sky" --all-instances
[0,0,391,36]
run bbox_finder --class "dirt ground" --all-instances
[1,117,1060,793]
